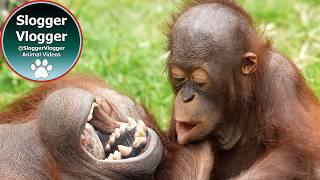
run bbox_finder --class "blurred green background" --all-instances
[0,0,319,129]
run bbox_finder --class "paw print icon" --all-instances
[31,59,53,79]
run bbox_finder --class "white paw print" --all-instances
[31,59,53,79]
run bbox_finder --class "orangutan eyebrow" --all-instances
[191,68,209,84]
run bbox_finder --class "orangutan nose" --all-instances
[181,86,195,103]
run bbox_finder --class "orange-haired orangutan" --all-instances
[167,0,320,179]
[0,76,214,179]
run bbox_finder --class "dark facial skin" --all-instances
[169,4,256,146]
[168,1,320,179]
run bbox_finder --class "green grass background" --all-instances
[0,0,319,129]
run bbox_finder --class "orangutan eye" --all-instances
[173,77,186,84]
[191,68,209,87]
[171,66,186,85]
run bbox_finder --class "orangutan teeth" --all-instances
[107,150,122,160]
[114,128,120,138]
[127,116,137,129]
[118,145,132,157]
[85,123,92,129]
[87,114,92,122]
[105,143,110,151]
[107,153,114,160]
[120,124,127,134]
[108,134,115,144]
[87,102,98,122]
[87,116,149,161]
[133,137,147,148]
[137,120,147,131]
[135,124,146,138]
[113,150,121,160]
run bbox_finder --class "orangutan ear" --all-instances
[241,52,257,75]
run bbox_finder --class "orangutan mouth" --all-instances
[80,102,148,161]
[176,121,196,137]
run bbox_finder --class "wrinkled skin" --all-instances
[167,1,320,179]
[40,88,164,179]
[0,76,214,179]
[168,3,247,147]
[0,87,163,179]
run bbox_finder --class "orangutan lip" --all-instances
[81,101,113,160]
[81,101,109,156]
[86,100,119,134]
[85,101,113,138]
[177,122,196,130]
[85,102,104,133]
[175,121,196,136]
